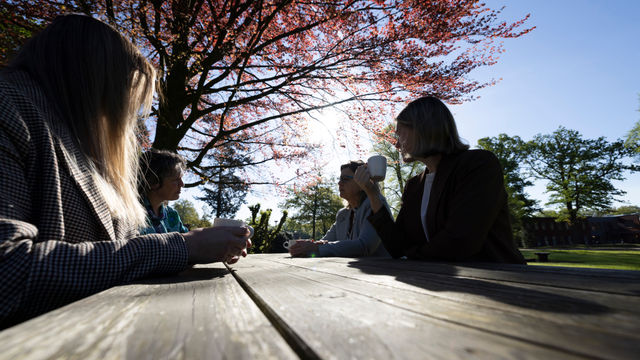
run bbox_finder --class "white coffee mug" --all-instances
[282,239,298,250]
[367,155,387,181]
[213,218,254,238]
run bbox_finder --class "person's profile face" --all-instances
[338,168,359,200]
[395,123,414,157]
[151,165,184,201]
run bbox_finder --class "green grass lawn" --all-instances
[519,249,640,271]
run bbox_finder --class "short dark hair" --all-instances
[138,149,185,195]
[340,160,365,174]
[339,160,367,207]
[396,96,469,159]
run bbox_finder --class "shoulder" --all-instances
[405,170,426,190]
[439,150,504,186]
[164,205,185,227]
[448,149,501,169]
[0,74,36,152]
[0,71,50,137]
[0,71,41,108]
[358,195,389,217]
[458,149,498,161]
[0,74,28,122]
[360,194,388,210]
[335,207,350,222]
[165,204,180,216]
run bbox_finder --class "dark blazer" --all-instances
[368,149,525,264]
[0,71,189,327]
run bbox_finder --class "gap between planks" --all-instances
[225,263,321,360]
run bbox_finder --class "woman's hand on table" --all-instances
[289,239,321,257]
[183,226,252,264]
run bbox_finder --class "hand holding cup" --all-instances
[213,218,254,238]
[367,155,387,181]
[183,226,251,264]
[353,164,377,195]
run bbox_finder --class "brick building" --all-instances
[522,214,640,247]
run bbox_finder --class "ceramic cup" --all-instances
[367,155,387,181]
[282,239,298,250]
[213,218,254,238]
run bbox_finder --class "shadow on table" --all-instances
[346,259,610,315]
[133,266,229,285]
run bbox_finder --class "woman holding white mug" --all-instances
[289,161,390,258]
[353,96,525,264]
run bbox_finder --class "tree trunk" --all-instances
[153,59,190,152]
[312,191,318,240]
[394,162,404,194]
[216,171,222,218]
[567,202,580,245]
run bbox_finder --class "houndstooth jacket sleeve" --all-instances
[0,71,190,327]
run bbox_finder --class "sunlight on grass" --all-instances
[528,263,639,271]
[520,249,640,271]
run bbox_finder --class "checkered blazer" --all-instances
[0,71,189,328]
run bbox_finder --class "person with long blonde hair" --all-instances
[0,14,250,328]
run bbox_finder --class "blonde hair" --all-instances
[396,96,468,161]
[9,14,155,227]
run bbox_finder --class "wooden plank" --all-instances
[274,256,639,322]
[229,255,613,360]
[306,257,640,314]
[316,256,640,296]
[252,255,639,360]
[0,263,297,360]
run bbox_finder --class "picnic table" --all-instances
[1,254,638,359]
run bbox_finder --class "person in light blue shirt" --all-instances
[289,161,390,258]
[138,150,189,235]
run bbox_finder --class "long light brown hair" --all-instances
[396,96,469,161]
[9,14,155,226]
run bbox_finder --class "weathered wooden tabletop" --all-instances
[1,254,639,359]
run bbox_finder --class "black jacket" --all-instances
[368,149,526,264]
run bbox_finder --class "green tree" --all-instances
[198,147,249,218]
[537,209,561,218]
[372,125,424,217]
[281,179,343,240]
[171,199,212,229]
[246,204,287,254]
[199,175,247,218]
[477,134,538,245]
[0,6,38,66]
[522,127,639,230]
[281,217,312,239]
[624,96,640,160]
[595,205,640,216]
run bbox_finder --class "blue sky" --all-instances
[449,0,640,208]
[183,0,640,221]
